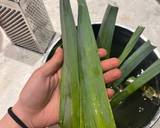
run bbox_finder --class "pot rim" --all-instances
[106,23,160,128]
[43,23,160,127]
[43,32,61,62]
[44,23,160,62]
[95,23,160,128]
[94,21,160,59]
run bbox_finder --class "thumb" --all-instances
[42,47,63,76]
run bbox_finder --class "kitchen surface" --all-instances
[0,0,160,127]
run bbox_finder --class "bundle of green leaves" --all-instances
[59,0,160,127]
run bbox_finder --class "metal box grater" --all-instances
[0,0,55,53]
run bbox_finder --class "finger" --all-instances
[106,88,115,99]
[104,68,122,84]
[98,48,107,58]
[101,58,120,72]
[42,47,64,76]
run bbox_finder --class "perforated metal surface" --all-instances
[0,0,55,53]
[20,0,55,52]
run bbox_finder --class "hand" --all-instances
[11,48,121,128]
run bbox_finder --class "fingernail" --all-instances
[55,47,61,53]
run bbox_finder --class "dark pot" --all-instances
[45,24,160,128]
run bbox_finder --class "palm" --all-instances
[32,72,61,127]
[14,69,61,127]
[13,48,121,128]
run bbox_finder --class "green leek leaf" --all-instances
[111,59,160,108]
[112,40,155,88]
[97,3,118,59]
[77,0,116,127]
[119,26,145,64]
[60,0,80,127]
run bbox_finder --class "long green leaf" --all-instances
[111,59,160,108]
[60,0,80,127]
[112,40,155,88]
[119,26,145,64]
[77,0,116,127]
[97,3,118,59]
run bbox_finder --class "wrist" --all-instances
[13,103,34,128]
[0,114,21,128]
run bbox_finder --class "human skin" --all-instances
[0,48,121,128]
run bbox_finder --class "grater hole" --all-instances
[11,31,30,40]
[2,14,22,28]
[0,9,16,22]
[0,8,11,19]
[0,7,6,14]
[8,27,29,38]
[12,33,31,41]
[5,21,26,32]
[12,35,32,43]
[6,23,27,34]
[1,11,20,25]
